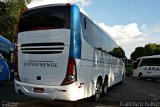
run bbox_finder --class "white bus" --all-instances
[132,55,160,80]
[14,3,125,101]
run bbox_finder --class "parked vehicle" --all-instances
[132,55,160,80]
[0,35,15,81]
[15,3,125,101]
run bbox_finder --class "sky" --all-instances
[27,0,160,58]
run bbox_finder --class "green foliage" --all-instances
[125,64,132,76]
[0,0,31,42]
[131,47,144,61]
[131,43,160,60]
[109,47,126,58]
[143,43,160,56]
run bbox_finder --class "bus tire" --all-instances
[138,73,143,80]
[101,78,108,96]
[93,79,102,102]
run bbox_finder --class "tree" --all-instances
[109,47,126,58]
[131,43,160,61]
[143,43,160,56]
[0,0,31,42]
[131,47,144,61]
[155,44,160,55]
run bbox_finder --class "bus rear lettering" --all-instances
[24,62,57,68]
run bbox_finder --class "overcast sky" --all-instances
[27,0,160,58]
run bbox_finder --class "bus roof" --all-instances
[28,3,70,10]
[137,55,160,60]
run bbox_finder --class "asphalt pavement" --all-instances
[0,76,160,107]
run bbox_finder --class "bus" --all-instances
[0,35,15,81]
[132,55,160,80]
[15,3,125,101]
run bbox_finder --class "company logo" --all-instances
[24,60,57,68]
[144,67,160,71]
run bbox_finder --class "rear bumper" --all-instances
[14,80,78,101]
[143,76,160,80]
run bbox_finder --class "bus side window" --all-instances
[132,59,141,69]
[139,58,160,66]
[139,59,147,67]
[93,49,98,67]
[0,64,2,73]
[155,58,160,66]
[84,18,87,29]
[0,54,3,73]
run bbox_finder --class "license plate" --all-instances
[33,88,44,93]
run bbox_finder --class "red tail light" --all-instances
[61,58,77,85]
[66,3,71,7]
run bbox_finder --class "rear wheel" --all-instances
[93,79,102,102]
[138,73,143,80]
[101,78,108,96]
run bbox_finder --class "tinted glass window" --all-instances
[0,42,10,53]
[139,58,160,66]
[18,6,70,32]
[132,59,140,70]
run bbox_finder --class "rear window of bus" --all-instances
[18,6,70,32]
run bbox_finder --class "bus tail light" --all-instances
[66,3,71,7]
[61,58,77,85]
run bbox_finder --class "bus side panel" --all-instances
[79,65,93,97]
[80,13,102,96]
[157,67,160,78]
[140,66,158,77]
[78,37,94,98]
